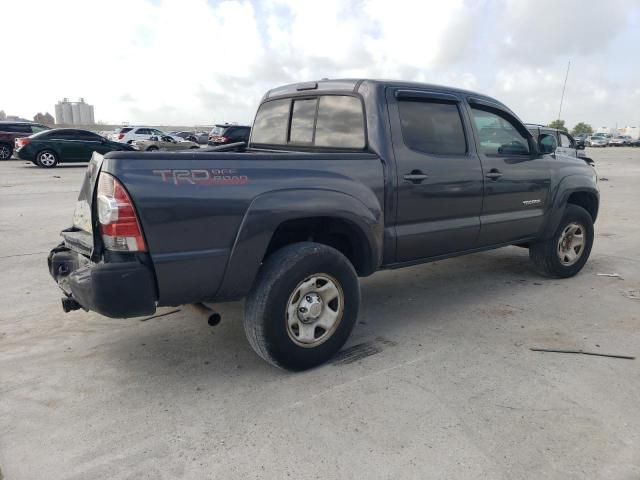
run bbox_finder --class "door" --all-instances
[74,130,107,159]
[468,104,551,245]
[388,89,484,262]
[49,130,84,160]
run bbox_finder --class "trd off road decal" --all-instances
[153,168,249,186]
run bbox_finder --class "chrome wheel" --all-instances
[38,152,56,167]
[286,274,343,348]
[557,222,586,266]
[0,145,11,160]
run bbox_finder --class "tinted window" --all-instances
[398,100,466,155]
[315,96,365,148]
[31,125,49,134]
[289,98,318,144]
[251,98,290,145]
[559,133,572,147]
[119,127,133,134]
[136,128,151,135]
[471,108,530,155]
[75,130,102,141]
[539,134,558,154]
[48,130,76,140]
[1,124,32,133]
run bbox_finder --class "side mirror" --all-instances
[576,144,585,150]
[538,134,557,154]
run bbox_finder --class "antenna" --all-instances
[557,61,571,122]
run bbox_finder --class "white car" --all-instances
[111,126,183,144]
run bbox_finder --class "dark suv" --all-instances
[207,124,251,146]
[0,122,50,160]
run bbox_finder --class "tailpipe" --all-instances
[61,297,82,313]
[189,303,222,326]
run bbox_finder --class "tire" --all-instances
[244,242,360,371]
[36,150,58,168]
[0,143,12,160]
[529,204,594,278]
[146,146,158,151]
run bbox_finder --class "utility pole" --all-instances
[558,61,571,122]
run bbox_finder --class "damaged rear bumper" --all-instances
[48,245,157,318]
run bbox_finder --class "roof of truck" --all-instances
[263,78,514,115]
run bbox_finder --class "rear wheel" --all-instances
[0,143,12,160]
[244,242,360,371]
[529,204,594,278]
[36,150,58,168]
[146,146,158,152]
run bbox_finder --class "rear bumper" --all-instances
[48,245,157,318]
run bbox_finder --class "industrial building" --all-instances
[54,98,95,125]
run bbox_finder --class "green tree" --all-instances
[548,119,568,133]
[571,122,593,136]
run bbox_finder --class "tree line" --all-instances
[547,119,594,136]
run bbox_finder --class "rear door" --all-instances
[73,130,107,159]
[48,130,83,160]
[467,102,551,245]
[388,88,484,262]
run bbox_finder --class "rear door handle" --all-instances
[403,170,429,183]
[485,169,503,180]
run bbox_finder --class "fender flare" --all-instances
[542,175,599,239]
[214,188,383,301]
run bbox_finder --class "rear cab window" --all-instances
[251,95,365,150]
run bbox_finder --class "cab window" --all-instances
[471,108,530,156]
[559,133,572,147]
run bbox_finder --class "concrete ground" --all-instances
[1,149,639,480]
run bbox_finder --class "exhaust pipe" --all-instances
[61,297,82,313]
[189,303,222,326]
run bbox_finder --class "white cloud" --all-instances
[1,0,639,129]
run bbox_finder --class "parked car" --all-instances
[208,124,251,146]
[48,79,599,370]
[111,126,181,144]
[609,135,627,146]
[133,135,200,151]
[525,124,593,166]
[572,133,588,147]
[586,136,608,147]
[0,121,50,160]
[15,128,135,168]
[170,130,209,144]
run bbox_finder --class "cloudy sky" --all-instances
[3,0,640,129]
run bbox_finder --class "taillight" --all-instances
[15,137,30,148]
[117,133,124,140]
[211,135,228,143]
[96,173,147,252]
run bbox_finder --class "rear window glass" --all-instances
[398,100,466,155]
[1,124,32,133]
[251,98,290,145]
[251,95,365,149]
[315,96,365,148]
[289,98,317,143]
[119,128,133,134]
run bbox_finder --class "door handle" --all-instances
[403,170,429,183]
[485,169,503,180]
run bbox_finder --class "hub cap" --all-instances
[557,222,586,266]
[39,152,56,166]
[286,275,343,347]
[0,145,11,160]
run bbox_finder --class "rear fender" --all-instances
[214,189,383,301]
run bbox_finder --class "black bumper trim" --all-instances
[49,247,157,318]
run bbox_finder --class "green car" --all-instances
[15,128,135,168]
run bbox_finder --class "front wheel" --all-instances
[244,242,360,371]
[529,204,594,278]
[36,150,58,168]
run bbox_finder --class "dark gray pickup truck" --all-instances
[49,79,599,370]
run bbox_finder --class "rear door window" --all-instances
[397,100,466,155]
[559,133,572,147]
[30,125,49,134]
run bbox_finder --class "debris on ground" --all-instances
[530,347,635,360]
[596,273,623,279]
[599,177,609,181]
[623,289,640,301]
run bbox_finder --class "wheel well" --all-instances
[567,191,598,220]
[263,217,373,275]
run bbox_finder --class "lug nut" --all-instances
[305,296,312,302]
[299,307,307,313]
